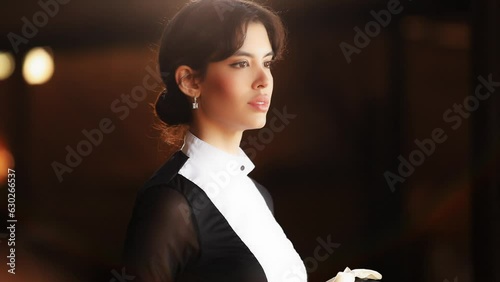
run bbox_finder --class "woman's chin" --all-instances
[247,120,267,130]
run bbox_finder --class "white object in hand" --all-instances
[326,267,382,282]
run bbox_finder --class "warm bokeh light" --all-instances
[0,51,15,81]
[0,143,15,184]
[22,47,55,85]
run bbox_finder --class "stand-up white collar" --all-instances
[180,130,255,176]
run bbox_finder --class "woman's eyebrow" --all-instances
[233,50,275,58]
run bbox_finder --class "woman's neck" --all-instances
[188,122,243,155]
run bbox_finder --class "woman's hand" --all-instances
[326,267,382,282]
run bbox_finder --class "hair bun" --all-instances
[154,88,192,125]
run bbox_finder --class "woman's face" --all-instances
[196,21,274,132]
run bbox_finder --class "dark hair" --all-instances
[152,0,288,148]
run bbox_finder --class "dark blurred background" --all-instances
[1,0,499,281]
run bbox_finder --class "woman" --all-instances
[121,0,307,281]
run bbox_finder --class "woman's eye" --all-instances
[232,61,250,68]
[231,60,274,69]
[264,60,274,69]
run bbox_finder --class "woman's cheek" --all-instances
[220,70,240,91]
[216,76,243,107]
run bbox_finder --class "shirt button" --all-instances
[240,165,245,171]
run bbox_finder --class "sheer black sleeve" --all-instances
[122,184,200,282]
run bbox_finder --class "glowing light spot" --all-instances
[23,47,55,85]
[0,51,15,81]
[0,145,15,184]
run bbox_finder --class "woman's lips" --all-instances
[248,95,270,112]
[248,101,270,112]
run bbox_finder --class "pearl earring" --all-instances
[192,96,199,109]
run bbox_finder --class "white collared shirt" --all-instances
[178,130,308,282]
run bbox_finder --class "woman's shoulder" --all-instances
[128,151,197,223]
[134,150,207,208]
[139,150,188,193]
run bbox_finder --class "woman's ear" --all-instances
[175,65,201,98]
